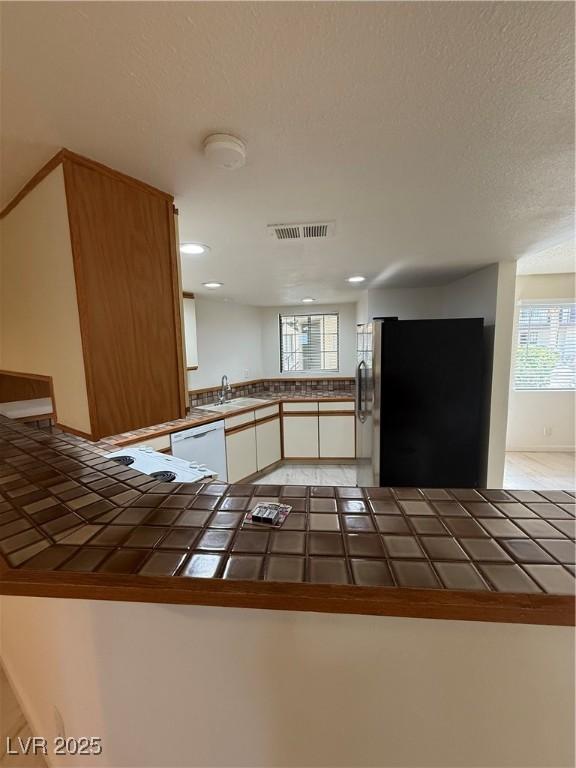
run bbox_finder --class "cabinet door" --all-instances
[256,418,281,471]
[319,415,355,458]
[283,416,319,458]
[226,427,257,483]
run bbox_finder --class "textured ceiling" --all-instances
[517,240,575,275]
[1,2,574,305]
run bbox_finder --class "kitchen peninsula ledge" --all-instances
[106,391,355,447]
[0,417,574,626]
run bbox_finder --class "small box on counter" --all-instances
[243,502,292,528]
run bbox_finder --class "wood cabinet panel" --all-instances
[226,426,257,483]
[319,415,355,458]
[283,416,319,458]
[63,160,185,439]
[256,417,281,471]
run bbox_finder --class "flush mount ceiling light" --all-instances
[203,281,224,289]
[203,133,247,170]
[301,297,316,303]
[347,275,366,283]
[180,243,210,255]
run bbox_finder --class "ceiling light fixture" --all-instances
[347,275,366,283]
[203,282,224,289]
[301,297,316,303]
[180,243,210,255]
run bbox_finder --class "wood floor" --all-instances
[504,451,575,491]
[256,453,575,490]
[0,666,47,768]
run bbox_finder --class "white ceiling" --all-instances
[517,239,575,275]
[1,2,574,305]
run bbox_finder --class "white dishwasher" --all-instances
[170,420,227,482]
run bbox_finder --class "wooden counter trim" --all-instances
[225,421,258,437]
[1,149,173,220]
[0,369,58,425]
[317,410,356,417]
[107,396,353,447]
[282,411,322,418]
[0,566,572,626]
[254,413,280,428]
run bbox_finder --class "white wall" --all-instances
[0,166,91,433]
[1,596,574,768]
[261,303,357,378]
[187,298,265,390]
[366,285,443,320]
[507,273,576,451]
[441,263,517,487]
[359,264,517,486]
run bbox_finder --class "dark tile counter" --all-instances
[0,417,574,626]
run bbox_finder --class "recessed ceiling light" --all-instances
[180,243,210,255]
[203,281,224,289]
[301,297,316,303]
[347,275,366,283]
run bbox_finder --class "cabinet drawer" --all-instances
[126,434,171,452]
[283,401,319,412]
[225,410,255,430]
[255,404,280,421]
[318,400,355,412]
[226,426,257,482]
[283,415,319,458]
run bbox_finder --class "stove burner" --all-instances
[149,470,177,483]
[111,455,135,466]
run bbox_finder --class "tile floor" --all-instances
[253,464,357,486]
[254,454,575,490]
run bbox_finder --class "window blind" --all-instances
[513,301,576,390]
[280,313,339,373]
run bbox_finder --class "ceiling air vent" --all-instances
[267,221,335,241]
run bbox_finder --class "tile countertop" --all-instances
[0,416,574,626]
[105,391,355,447]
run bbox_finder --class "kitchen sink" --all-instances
[195,397,272,413]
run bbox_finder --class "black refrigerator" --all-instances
[355,318,488,488]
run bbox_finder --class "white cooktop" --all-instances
[107,446,216,483]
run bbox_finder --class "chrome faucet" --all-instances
[218,375,231,405]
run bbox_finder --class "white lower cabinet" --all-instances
[283,416,319,458]
[319,414,355,458]
[225,426,257,483]
[256,417,281,471]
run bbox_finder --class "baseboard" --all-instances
[506,446,575,453]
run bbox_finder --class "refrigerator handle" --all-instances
[356,360,367,422]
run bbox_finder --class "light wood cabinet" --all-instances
[226,426,257,483]
[256,417,281,471]
[0,149,186,441]
[319,415,355,458]
[283,416,319,458]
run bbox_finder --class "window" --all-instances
[280,313,339,372]
[513,301,576,390]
